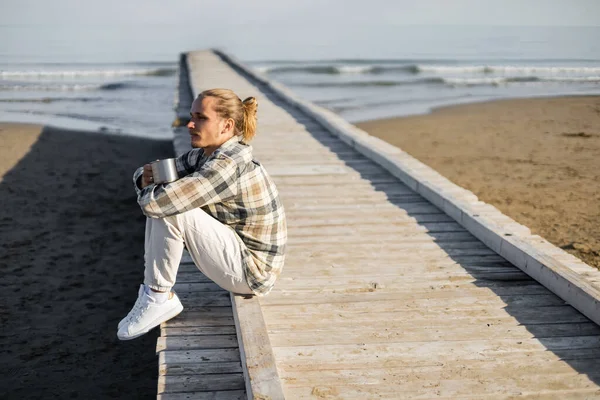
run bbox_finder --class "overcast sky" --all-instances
[2,0,599,62]
[2,0,600,27]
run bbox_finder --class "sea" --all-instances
[1,25,599,139]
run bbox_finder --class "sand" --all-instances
[0,123,173,398]
[356,95,600,269]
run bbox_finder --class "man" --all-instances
[117,89,287,340]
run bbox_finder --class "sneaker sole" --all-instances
[117,302,184,341]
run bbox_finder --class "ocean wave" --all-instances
[0,96,101,103]
[416,65,600,75]
[255,62,600,77]
[0,81,136,91]
[254,64,417,75]
[293,75,600,89]
[0,67,175,79]
[294,78,445,88]
[444,76,600,86]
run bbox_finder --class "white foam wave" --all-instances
[545,76,600,82]
[444,76,600,86]
[0,81,134,91]
[336,65,374,74]
[0,67,174,79]
[418,65,600,75]
[0,83,103,91]
[443,77,507,86]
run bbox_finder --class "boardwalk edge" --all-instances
[232,294,286,400]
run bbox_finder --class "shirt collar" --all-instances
[219,134,242,151]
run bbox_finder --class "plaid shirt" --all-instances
[133,135,287,295]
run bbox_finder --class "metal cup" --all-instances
[151,158,178,184]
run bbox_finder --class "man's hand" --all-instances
[141,164,154,188]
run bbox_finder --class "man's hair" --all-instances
[199,88,258,142]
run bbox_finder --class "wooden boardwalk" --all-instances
[157,50,600,399]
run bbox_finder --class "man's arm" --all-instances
[137,154,239,219]
[132,164,155,195]
[175,148,205,178]
[132,149,205,196]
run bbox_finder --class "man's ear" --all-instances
[222,118,235,135]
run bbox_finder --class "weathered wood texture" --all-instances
[158,49,600,399]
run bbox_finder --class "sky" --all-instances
[2,0,600,27]
[1,0,599,62]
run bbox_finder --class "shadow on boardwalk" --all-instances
[0,126,172,398]
[226,62,600,388]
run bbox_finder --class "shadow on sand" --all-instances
[0,126,173,398]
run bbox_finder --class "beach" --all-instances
[356,95,600,269]
[0,123,173,398]
[1,94,599,397]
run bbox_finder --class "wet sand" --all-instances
[356,95,600,269]
[0,123,173,398]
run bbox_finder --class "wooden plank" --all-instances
[158,374,245,394]
[160,361,243,377]
[261,284,554,305]
[287,247,500,260]
[288,215,457,228]
[270,275,533,296]
[277,270,532,286]
[476,391,600,400]
[268,278,549,296]
[284,194,426,207]
[284,253,509,265]
[231,294,285,400]
[282,259,519,273]
[279,184,415,197]
[157,335,239,352]
[279,264,524,279]
[282,258,513,271]
[268,322,600,346]
[272,337,600,370]
[279,359,600,387]
[176,272,220,284]
[262,293,564,315]
[160,348,241,365]
[165,313,235,328]
[282,375,600,399]
[162,326,237,337]
[273,174,399,186]
[286,202,441,216]
[289,231,478,244]
[176,290,232,306]
[157,390,246,400]
[174,271,213,283]
[289,240,491,251]
[263,305,590,328]
[289,221,464,234]
[174,282,227,293]
[163,306,232,317]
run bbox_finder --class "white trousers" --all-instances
[143,207,253,295]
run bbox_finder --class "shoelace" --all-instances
[132,303,151,323]
[123,294,148,325]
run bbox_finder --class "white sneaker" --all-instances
[117,284,183,341]
[117,284,144,330]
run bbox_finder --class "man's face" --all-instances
[187,96,230,151]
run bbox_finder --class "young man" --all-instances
[117,89,287,340]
